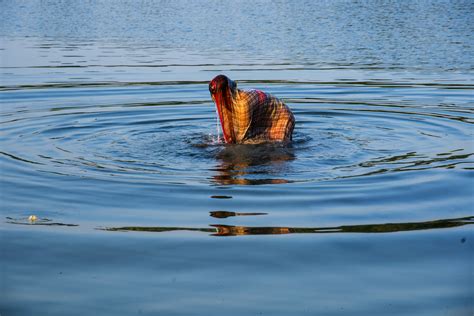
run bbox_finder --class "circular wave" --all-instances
[1,86,472,186]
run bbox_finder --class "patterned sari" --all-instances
[209,75,295,144]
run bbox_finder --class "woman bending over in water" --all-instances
[209,75,295,144]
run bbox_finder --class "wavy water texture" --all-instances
[1,2,473,314]
[1,78,473,230]
[1,80,473,182]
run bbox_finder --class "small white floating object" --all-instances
[28,215,38,222]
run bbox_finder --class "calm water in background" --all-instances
[1,1,473,315]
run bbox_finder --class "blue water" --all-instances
[1,1,473,315]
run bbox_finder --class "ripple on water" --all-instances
[1,83,473,187]
[0,81,473,232]
[1,4,474,314]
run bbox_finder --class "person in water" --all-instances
[209,75,295,144]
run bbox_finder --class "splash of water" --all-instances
[215,106,221,144]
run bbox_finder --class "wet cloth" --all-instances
[210,76,295,144]
[230,89,295,143]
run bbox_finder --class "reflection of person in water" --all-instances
[212,225,291,236]
[211,144,295,185]
[209,75,295,144]
[104,216,474,236]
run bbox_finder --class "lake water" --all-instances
[1,1,473,315]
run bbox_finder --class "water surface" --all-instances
[1,1,473,315]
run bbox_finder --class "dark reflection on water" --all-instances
[209,211,268,218]
[104,216,474,237]
[210,195,233,199]
[211,143,295,185]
